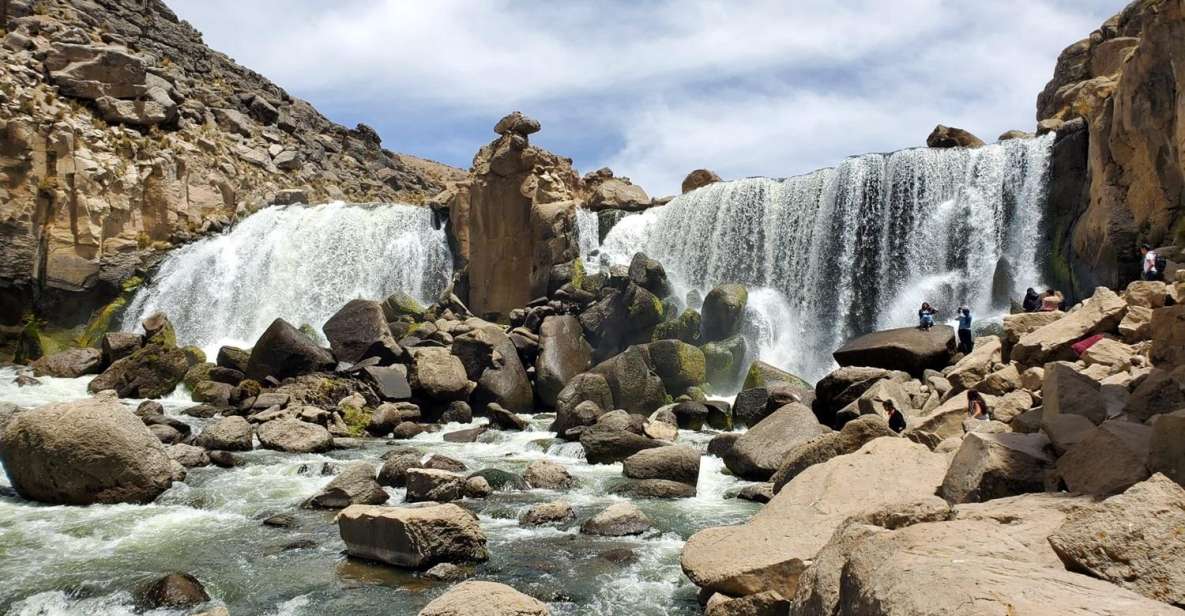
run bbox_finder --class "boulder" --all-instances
[1011,287,1127,366]
[1126,367,1185,422]
[580,421,664,464]
[926,124,985,148]
[245,319,335,381]
[493,111,542,136]
[613,478,697,498]
[832,326,955,376]
[771,415,897,492]
[579,284,665,360]
[707,433,741,459]
[580,502,651,536]
[44,43,147,100]
[410,348,471,402]
[455,325,533,413]
[682,169,721,194]
[1126,280,1171,308]
[742,361,812,398]
[256,418,333,453]
[1151,304,1185,367]
[622,445,700,485]
[139,573,209,608]
[87,344,190,398]
[590,345,666,416]
[647,339,706,395]
[703,335,748,390]
[671,401,709,430]
[705,591,789,616]
[0,397,173,505]
[905,391,998,444]
[378,452,466,488]
[1041,412,1097,455]
[1120,304,1154,342]
[487,403,529,431]
[419,580,548,616]
[1002,312,1062,359]
[535,315,591,407]
[1057,420,1151,496]
[941,432,1054,504]
[1042,362,1106,424]
[166,443,210,468]
[381,290,426,321]
[196,416,254,451]
[523,460,575,490]
[682,438,948,599]
[551,373,613,433]
[627,252,673,298]
[701,284,748,342]
[652,308,703,345]
[521,500,575,526]
[30,348,102,378]
[337,503,488,568]
[732,388,771,427]
[1048,474,1185,605]
[724,404,832,480]
[101,332,142,366]
[304,462,388,509]
[1150,412,1185,485]
[550,399,605,438]
[405,468,466,503]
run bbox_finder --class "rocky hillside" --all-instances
[0,0,463,328]
[1040,0,1184,297]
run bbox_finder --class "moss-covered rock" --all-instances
[702,335,747,391]
[88,344,189,398]
[653,309,702,344]
[701,284,748,342]
[381,290,426,322]
[648,339,707,396]
[78,276,142,348]
[13,317,46,364]
[742,360,811,392]
[142,312,177,348]
[181,345,206,367]
[183,362,216,391]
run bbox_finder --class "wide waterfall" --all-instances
[122,202,453,354]
[596,135,1055,381]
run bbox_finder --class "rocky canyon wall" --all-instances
[1040,0,1185,297]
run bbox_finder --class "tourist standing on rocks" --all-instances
[1040,289,1064,312]
[917,303,938,331]
[1141,244,1164,281]
[1022,288,1042,312]
[883,399,906,433]
[966,390,990,421]
[956,306,974,354]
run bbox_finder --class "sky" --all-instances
[169,0,1123,196]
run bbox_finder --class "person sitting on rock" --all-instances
[956,306,974,354]
[1022,288,1041,312]
[917,302,937,331]
[966,390,990,421]
[1039,289,1063,312]
[883,399,906,433]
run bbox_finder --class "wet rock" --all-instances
[771,414,897,492]
[207,450,238,468]
[441,401,473,424]
[139,572,209,608]
[521,500,575,526]
[1048,474,1185,605]
[833,326,956,376]
[580,502,651,536]
[406,468,466,503]
[30,348,102,378]
[707,433,740,458]
[391,421,424,440]
[166,443,210,468]
[136,400,164,418]
[246,319,335,381]
[613,478,697,498]
[304,462,387,509]
[941,432,1054,504]
[487,403,529,431]
[736,483,774,504]
[216,345,251,373]
[424,562,469,581]
[468,468,528,491]
[410,348,471,402]
[256,418,333,453]
[0,397,174,505]
[580,421,664,464]
[535,315,592,407]
[262,513,297,528]
[671,401,709,430]
[724,404,831,480]
[653,308,703,345]
[443,425,488,443]
[590,345,667,416]
[551,384,609,436]
[148,423,183,444]
[701,284,748,342]
[87,344,190,398]
[196,416,254,451]
[622,445,700,485]
[337,503,488,568]
[524,460,575,490]
[102,332,143,366]
[419,580,547,616]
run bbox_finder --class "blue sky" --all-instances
[170,0,1121,195]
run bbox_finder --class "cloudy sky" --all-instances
[170,0,1121,195]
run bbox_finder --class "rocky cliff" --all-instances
[1040,0,1184,297]
[0,0,462,328]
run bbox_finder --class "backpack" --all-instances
[1155,253,1168,275]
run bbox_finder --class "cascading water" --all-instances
[596,135,1055,381]
[122,202,453,354]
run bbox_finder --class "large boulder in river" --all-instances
[647,339,706,395]
[337,503,488,568]
[246,319,335,381]
[1011,287,1127,366]
[256,418,333,453]
[1048,474,1185,606]
[590,345,666,416]
[30,348,103,378]
[580,414,665,464]
[833,326,955,376]
[419,580,548,616]
[682,438,947,599]
[580,501,651,536]
[535,315,592,408]
[723,404,832,480]
[623,445,700,485]
[409,348,471,402]
[87,344,190,398]
[322,299,395,364]
[0,396,174,505]
[304,461,388,509]
[701,284,748,342]
[454,324,533,413]
[196,416,253,451]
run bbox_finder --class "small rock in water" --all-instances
[424,562,468,581]
[13,374,40,387]
[580,502,652,536]
[262,513,297,528]
[520,500,575,526]
[207,450,239,468]
[523,460,576,490]
[139,572,210,608]
[736,483,774,503]
[136,400,165,418]
[599,547,639,564]
[464,476,492,499]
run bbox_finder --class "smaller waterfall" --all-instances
[123,202,453,354]
[575,207,602,265]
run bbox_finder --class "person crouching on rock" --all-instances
[1022,288,1041,312]
[883,399,906,433]
[956,306,974,354]
[1039,289,1064,312]
[966,390,990,421]
[918,302,937,330]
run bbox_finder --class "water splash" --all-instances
[597,136,1054,381]
[122,202,453,355]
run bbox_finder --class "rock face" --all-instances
[0,0,451,330]
[724,404,832,480]
[419,580,549,616]
[1048,474,1185,606]
[1039,0,1185,293]
[682,438,948,599]
[0,397,173,504]
[336,504,489,569]
[832,326,955,375]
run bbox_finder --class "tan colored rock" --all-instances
[1120,304,1154,342]
[681,169,721,194]
[1081,337,1137,370]
[681,438,947,598]
[1011,287,1127,366]
[336,504,488,569]
[946,336,1002,392]
[1151,304,1185,367]
[926,125,985,148]
[941,432,1053,504]
[723,403,831,480]
[1003,311,1062,358]
[905,391,997,445]
[419,580,548,616]
[1057,420,1151,496]
[1126,280,1171,308]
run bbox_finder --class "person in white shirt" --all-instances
[1141,244,1162,281]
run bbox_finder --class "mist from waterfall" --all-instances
[595,135,1055,382]
[123,202,453,355]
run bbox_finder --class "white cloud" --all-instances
[170,0,1120,194]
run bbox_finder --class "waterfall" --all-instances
[122,202,453,354]
[596,135,1055,381]
[575,207,602,264]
